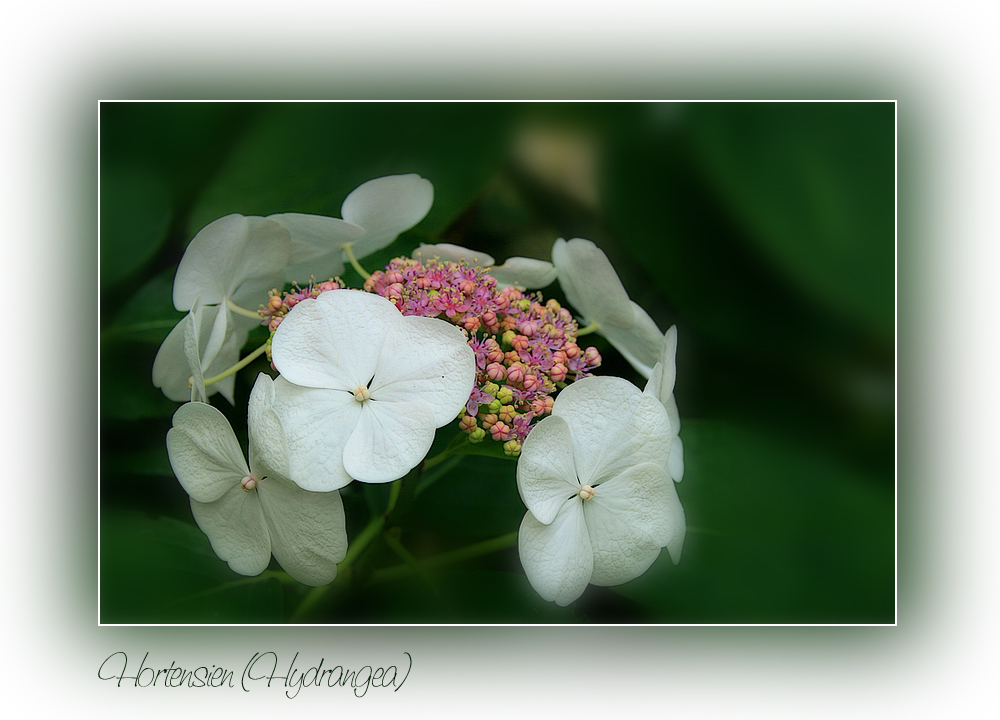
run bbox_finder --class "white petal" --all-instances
[183,303,207,403]
[585,462,683,585]
[516,415,580,525]
[173,215,290,311]
[369,314,476,426]
[342,400,436,483]
[153,315,194,402]
[268,213,365,282]
[190,488,271,577]
[601,301,664,379]
[248,373,290,479]
[341,174,433,258]
[553,376,671,486]
[552,238,634,329]
[667,432,685,483]
[166,401,249,503]
[199,313,257,405]
[269,378,359,492]
[518,503,593,606]
[490,257,558,289]
[257,476,347,586]
[271,290,401,391]
[412,242,495,267]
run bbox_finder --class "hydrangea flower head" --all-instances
[166,374,348,585]
[364,256,602,453]
[268,289,476,490]
[552,237,665,378]
[516,375,685,606]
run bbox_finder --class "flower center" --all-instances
[353,386,371,403]
[241,475,258,492]
[578,484,595,501]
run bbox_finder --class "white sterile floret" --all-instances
[643,325,684,482]
[551,237,665,378]
[516,375,685,606]
[166,374,348,585]
[154,214,292,404]
[412,242,558,289]
[269,289,476,491]
[269,174,433,283]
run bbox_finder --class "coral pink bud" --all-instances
[584,347,602,365]
[415,276,432,290]
[504,351,520,365]
[500,317,517,332]
[559,308,574,324]
[285,295,299,309]
[460,279,477,296]
[268,317,282,333]
[490,422,511,442]
[530,396,554,416]
[318,280,339,292]
[518,321,537,337]
[512,335,530,352]
[522,374,539,392]
[482,311,498,327]
[486,363,507,382]
[564,343,581,359]
[268,295,284,311]
[506,364,526,385]
[480,413,498,430]
[552,350,568,366]
[486,344,505,364]
[385,270,405,285]
[459,414,478,433]
[463,316,482,333]
[549,363,567,383]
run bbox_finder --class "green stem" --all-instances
[385,478,403,516]
[343,244,371,280]
[576,321,601,336]
[368,531,519,586]
[422,438,464,471]
[195,342,269,389]
[226,297,263,320]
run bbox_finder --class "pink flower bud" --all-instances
[482,311,498,328]
[504,351,520,366]
[564,343,581,359]
[460,279,477,296]
[552,350,568,366]
[584,347,602,365]
[486,344,505,364]
[386,270,405,285]
[518,321,537,337]
[490,422,511,442]
[463,316,482,333]
[486,363,507,382]
[268,295,284,311]
[507,364,526,385]
[530,396,554,416]
[268,317,282,333]
[459,414,478,433]
[549,363,567,383]
[522,374,539,392]
[512,335,530,352]
[500,316,518,332]
[480,413,498,430]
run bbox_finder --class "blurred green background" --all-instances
[99,102,894,624]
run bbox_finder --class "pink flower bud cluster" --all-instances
[365,256,603,455]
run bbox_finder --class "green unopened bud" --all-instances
[496,386,514,405]
[469,428,487,444]
[482,381,500,396]
[503,439,522,456]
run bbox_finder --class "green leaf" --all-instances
[103,267,181,343]
[188,103,513,244]
[100,512,283,623]
[100,165,172,288]
[406,455,523,540]
[612,419,895,623]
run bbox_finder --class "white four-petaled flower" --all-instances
[551,237,665,378]
[166,373,348,585]
[516,375,685,606]
[269,289,476,490]
[153,214,291,403]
